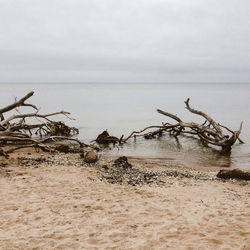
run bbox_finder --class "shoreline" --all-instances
[0,149,249,249]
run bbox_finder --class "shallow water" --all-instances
[1,82,250,169]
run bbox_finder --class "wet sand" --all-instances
[0,151,249,249]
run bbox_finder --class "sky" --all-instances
[0,0,249,83]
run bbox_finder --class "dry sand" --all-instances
[0,151,249,250]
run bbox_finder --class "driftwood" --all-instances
[0,91,95,156]
[122,98,243,154]
[217,169,250,180]
[95,130,123,145]
[1,93,243,157]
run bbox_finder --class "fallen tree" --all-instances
[122,98,243,154]
[0,91,96,156]
[1,93,243,156]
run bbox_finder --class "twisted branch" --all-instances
[123,98,243,153]
[0,92,94,156]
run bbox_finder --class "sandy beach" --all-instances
[1,0,250,249]
[0,150,249,249]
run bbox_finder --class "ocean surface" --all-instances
[1,83,250,169]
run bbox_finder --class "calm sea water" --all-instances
[1,83,250,169]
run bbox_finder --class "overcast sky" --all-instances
[0,0,249,83]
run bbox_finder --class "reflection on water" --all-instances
[102,134,233,168]
[0,82,249,169]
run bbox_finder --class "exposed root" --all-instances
[0,92,93,156]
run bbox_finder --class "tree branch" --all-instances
[0,91,36,115]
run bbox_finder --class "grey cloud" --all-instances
[0,0,249,82]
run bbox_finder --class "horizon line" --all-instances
[0,81,250,84]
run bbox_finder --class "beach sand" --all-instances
[0,150,249,249]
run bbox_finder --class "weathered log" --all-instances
[217,169,250,180]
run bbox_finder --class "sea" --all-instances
[1,82,250,169]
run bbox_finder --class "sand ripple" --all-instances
[0,156,249,249]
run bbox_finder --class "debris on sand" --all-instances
[99,156,160,186]
[217,169,250,180]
